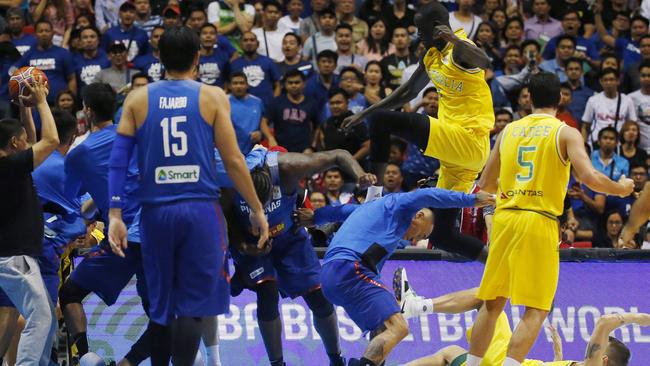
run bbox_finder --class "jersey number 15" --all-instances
[160,116,188,157]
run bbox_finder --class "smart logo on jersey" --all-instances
[154,165,200,184]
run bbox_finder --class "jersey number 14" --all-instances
[160,116,188,157]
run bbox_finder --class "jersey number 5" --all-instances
[160,116,188,157]
[516,146,537,182]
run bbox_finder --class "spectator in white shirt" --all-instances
[252,0,289,62]
[582,68,638,147]
[449,0,483,39]
[334,23,367,74]
[629,60,650,152]
[302,8,338,64]
[278,0,303,34]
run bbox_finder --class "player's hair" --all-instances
[599,67,619,80]
[556,34,576,48]
[131,72,151,84]
[317,49,338,62]
[328,87,349,100]
[282,32,301,46]
[335,23,353,34]
[565,57,583,69]
[200,23,217,33]
[159,26,199,72]
[598,126,618,140]
[52,109,77,145]
[0,118,25,149]
[520,39,541,53]
[606,336,631,366]
[638,59,650,72]
[527,72,561,109]
[283,68,305,82]
[251,165,273,205]
[81,82,116,123]
[229,71,247,82]
[632,15,650,27]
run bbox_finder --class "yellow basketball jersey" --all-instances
[496,114,570,218]
[421,29,494,134]
[522,360,578,366]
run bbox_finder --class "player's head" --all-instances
[82,82,116,125]
[405,207,434,242]
[415,1,450,49]
[527,72,561,110]
[604,336,631,366]
[250,165,273,206]
[159,26,200,74]
[52,109,77,148]
[0,118,27,153]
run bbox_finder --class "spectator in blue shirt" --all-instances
[591,127,630,181]
[197,23,230,88]
[323,66,367,120]
[623,34,650,93]
[267,69,321,152]
[565,57,593,122]
[542,11,599,68]
[16,20,76,103]
[228,71,269,154]
[133,25,164,81]
[6,7,36,56]
[539,34,575,82]
[230,31,281,112]
[305,50,339,116]
[74,26,110,89]
[100,1,148,62]
[594,3,648,70]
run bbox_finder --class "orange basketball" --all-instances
[9,66,49,107]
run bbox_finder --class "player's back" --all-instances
[136,79,219,204]
[497,114,570,218]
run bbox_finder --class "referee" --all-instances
[0,77,60,365]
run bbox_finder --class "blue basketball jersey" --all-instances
[33,150,81,216]
[136,80,220,204]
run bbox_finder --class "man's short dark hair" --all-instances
[600,67,619,80]
[505,44,521,55]
[606,336,631,366]
[385,162,402,174]
[229,71,247,82]
[35,19,53,30]
[283,68,305,82]
[339,66,363,81]
[629,161,648,172]
[390,137,407,154]
[632,15,650,27]
[562,9,580,19]
[639,59,650,72]
[262,0,282,11]
[423,87,438,96]
[565,57,583,69]
[520,39,541,53]
[495,108,513,119]
[598,126,618,140]
[79,25,101,39]
[527,72,561,109]
[556,34,576,48]
[52,109,77,144]
[317,49,338,62]
[328,87,349,100]
[283,32,301,46]
[335,23,353,34]
[200,23,217,33]
[159,26,199,72]
[318,7,336,18]
[601,53,620,71]
[131,72,151,84]
[82,82,116,123]
[640,34,650,43]
[325,167,342,176]
[0,118,24,149]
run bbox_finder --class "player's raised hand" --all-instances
[19,74,49,106]
[293,208,316,228]
[548,325,563,361]
[358,173,377,189]
[474,191,496,207]
[108,216,128,258]
[249,209,270,249]
[617,175,634,197]
[340,113,364,132]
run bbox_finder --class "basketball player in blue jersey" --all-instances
[320,188,495,366]
[108,26,268,365]
[216,146,376,366]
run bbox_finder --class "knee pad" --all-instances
[304,289,334,318]
[59,279,90,308]
[256,281,280,321]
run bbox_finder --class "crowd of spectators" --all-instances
[2,0,650,250]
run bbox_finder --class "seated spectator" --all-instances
[629,60,650,151]
[94,41,137,92]
[356,17,396,62]
[228,72,268,154]
[336,0,368,43]
[133,0,161,36]
[384,0,416,36]
[206,0,254,53]
[592,211,624,248]
[449,0,482,39]
[321,88,369,162]
[276,32,314,80]
[473,21,502,71]
[539,34,575,82]
[382,163,404,194]
[542,10,599,70]
[198,23,230,87]
[524,0,563,42]
[479,0,500,21]
[327,66,367,117]
[6,7,37,56]
[495,45,522,77]
[491,109,512,147]
[389,137,406,165]
[618,121,648,167]
[252,0,290,63]
[567,174,605,241]
[302,7,337,64]
[334,23,367,74]
[564,57,593,123]
[557,83,578,128]
[591,127,630,181]
[380,26,417,89]
[323,167,356,206]
[278,0,303,34]
[267,69,320,153]
[501,16,524,49]
[582,68,637,147]
[363,60,392,106]
[100,1,148,62]
[605,162,648,220]
[112,71,150,123]
[309,191,327,209]
[133,25,164,82]
[74,26,109,89]
[594,3,648,70]
[513,85,532,119]
[623,35,650,93]
[305,50,339,114]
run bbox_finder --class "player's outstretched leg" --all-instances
[403,345,467,366]
[303,289,344,366]
[256,281,285,366]
[59,279,91,358]
[352,313,409,366]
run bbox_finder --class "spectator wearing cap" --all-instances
[161,4,181,28]
[623,35,650,93]
[539,34,575,82]
[276,32,314,80]
[336,0,367,43]
[564,57,593,122]
[449,0,482,39]
[31,0,74,48]
[321,88,369,162]
[133,24,164,81]
[384,0,416,36]
[542,11,599,69]
[16,20,76,104]
[100,0,148,62]
[594,2,648,71]
[73,26,110,89]
[267,69,321,152]
[133,0,161,37]
[381,26,417,89]
[299,0,332,41]
[206,0,255,53]
[629,61,650,151]
[305,49,339,113]
[302,7,337,65]
[524,0,563,43]
[228,71,269,153]
[334,23,367,74]
[93,40,137,92]
[5,7,36,55]
[94,0,125,32]
[197,23,230,88]
[278,0,303,34]
[252,0,290,63]
[230,31,281,113]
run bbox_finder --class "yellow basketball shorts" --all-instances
[477,209,560,311]
[423,116,490,193]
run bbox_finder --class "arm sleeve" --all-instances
[495,66,531,92]
[394,188,475,214]
[108,133,136,209]
[314,204,359,225]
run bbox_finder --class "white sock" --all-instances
[420,298,435,315]
[503,357,521,366]
[205,344,222,366]
[466,354,482,366]
[193,349,204,366]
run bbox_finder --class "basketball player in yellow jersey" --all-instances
[466,73,634,366]
[340,1,494,263]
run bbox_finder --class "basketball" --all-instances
[8,66,49,107]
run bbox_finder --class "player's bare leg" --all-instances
[467,297,508,365]
[506,307,549,363]
[0,307,18,359]
[403,345,466,366]
[361,313,409,365]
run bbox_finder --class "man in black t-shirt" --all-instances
[0,78,60,365]
[322,88,369,162]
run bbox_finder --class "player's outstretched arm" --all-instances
[340,62,431,131]
[619,182,650,247]
[22,77,59,168]
[583,313,650,366]
[562,126,634,197]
